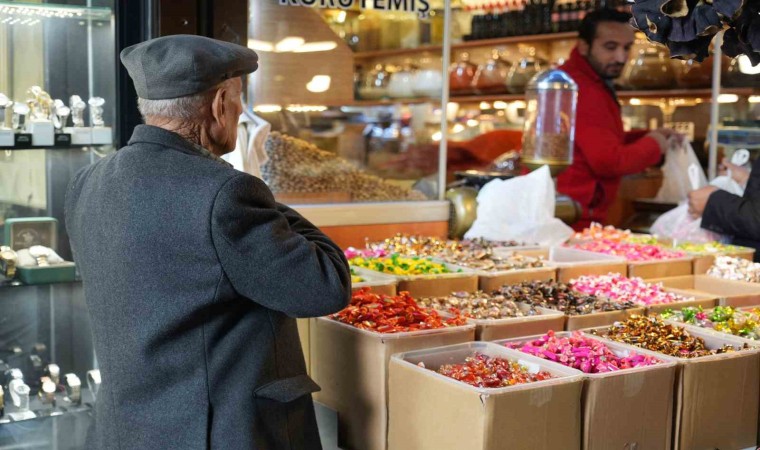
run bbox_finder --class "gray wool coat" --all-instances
[64,125,351,449]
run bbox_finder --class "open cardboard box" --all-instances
[351,266,397,296]
[353,257,479,298]
[475,266,557,292]
[649,274,760,308]
[640,287,718,316]
[388,341,583,450]
[4,217,76,284]
[511,247,628,282]
[458,304,566,341]
[310,317,475,450]
[674,245,756,275]
[564,307,646,331]
[627,257,694,280]
[590,325,760,450]
[497,331,677,450]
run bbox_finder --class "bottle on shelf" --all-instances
[551,1,561,32]
[558,2,569,32]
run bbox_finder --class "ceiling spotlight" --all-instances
[293,41,338,53]
[274,37,305,53]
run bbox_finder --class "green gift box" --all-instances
[3,217,76,285]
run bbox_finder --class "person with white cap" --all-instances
[65,34,350,449]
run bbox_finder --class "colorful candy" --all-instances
[437,250,545,272]
[570,273,690,306]
[496,280,636,315]
[570,239,686,261]
[708,256,760,283]
[417,291,540,319]
[573,223,633,242]
[434,353,553,388]
[675,242,749,255]
[662,306,760,340]
[330,288,467,333]
[350,267,365,284]
[349,254,455,276]
[595,315,746,358]
[506,330,661,373]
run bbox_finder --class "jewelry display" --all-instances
[24,86,54,146]
[69,95,86,128]
[11,103,29,131]
[0,93,12,129]
[64,373,82,405]
[88,97,104,127]
[28,245,51,267]
[87,369,101,401]
[0,246,18,279]
[9,378,30,410]
[44,364,60,385]
[38,376,56,405]
[52,99,71,131]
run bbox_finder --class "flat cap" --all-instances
[120,34,259,100]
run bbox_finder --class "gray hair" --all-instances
[136,84,221,121]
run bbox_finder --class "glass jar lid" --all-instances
[527,69,578,91]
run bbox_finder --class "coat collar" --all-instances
[563,47,620,105]
[127,124,232,167]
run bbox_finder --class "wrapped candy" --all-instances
[573,223,633,241]
[434,353,553,388]
[708,256,760,283]
[570,239,686,261]
[570,273,690,306]
[417,291,540,319]
[331,288,467,333]
[506,330,661,373]
[496,280,636,315]
[662,306,760,340]
[675,241,748,255]
[348,254,456,276]
[594,315,745,358]
[350,267,365,284]
[436,250,545,272]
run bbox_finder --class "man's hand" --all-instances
[687,186,719,217]
[646,128,684,154]
[656,127,684,144]
[720,157,750,188]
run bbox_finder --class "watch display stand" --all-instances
[27,120,54,147]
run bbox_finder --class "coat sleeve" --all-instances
[211,173,351,317]
[624,129,649,144]
[702,190,760,240]
[574,95,662,179]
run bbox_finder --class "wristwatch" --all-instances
[0,246,17,279]
[64,373,81,405]
[44,364,60,385]
[28,245,51,267]
[38,376,56,405]
[87,370,101,400]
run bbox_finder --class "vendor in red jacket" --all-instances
[557,9,679,230]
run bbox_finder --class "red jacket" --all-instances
[556,48,662,230]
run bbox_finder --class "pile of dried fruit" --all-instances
[506,331,661,373]
[433,353,553,388]
[595,315,745,358]
[417,291,540,319]
[331,288,467,333]
[261,132,427,202]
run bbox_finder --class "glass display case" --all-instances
[0,1,115,447]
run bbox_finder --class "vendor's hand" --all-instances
[721,157,750,188]
[687,186,719,218]
[646,131,669,154]
[656,127,684,144]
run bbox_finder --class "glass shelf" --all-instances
[0,2,112,23]
[0,278,81,289]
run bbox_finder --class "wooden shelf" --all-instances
[344,87,757,107]
[352,32,578,60]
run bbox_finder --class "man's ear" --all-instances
[211,87,227,126]
[577,39,590,57]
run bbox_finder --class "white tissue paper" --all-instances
[464,165,574,246]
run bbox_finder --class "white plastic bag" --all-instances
[655,139,707,203]
[464,166,573,246]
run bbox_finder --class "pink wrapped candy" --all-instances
[570,239,686,261]
[571,273,689,306]
[506,330,661,373]
[344,247,388,259]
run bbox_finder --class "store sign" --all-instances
[279,0,431,17]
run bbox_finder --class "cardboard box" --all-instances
[687,247,755,275]
[650,274,760,308]
[641,288,718,316]
[388,342,584,450]
[310,317,475,450]
[464,305,566,341]
[627,257,694,280]
[497,332,678,450]
[513,247,627,282]
[564,307,646,331]
[591,326,760,450]
[476,266,557,292]
[351,266,397,296]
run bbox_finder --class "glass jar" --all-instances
[388,65,418,98]
[472,50,511,95]
[449,52,478,96]
[506,53,547,94]
[521,69,578,176]
[358,64,391,100]
[623,46,676,90]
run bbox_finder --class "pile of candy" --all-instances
[348,254,456,276]
[571,240,686,261]
[417,291,540,320]
[571,273,689,306]
[596,315,745,358]
[675,242,749,255]
[708,256,760,283]
[433,353,553,388]
[496,281,636,315]
[456,237,529,250]
[662,306,760,340]
[350,267,365,284]
[506,331,661,373]
[437,250,545,272]
[573,223,632,242]
[331,289,467,333]
[345,247,388,259]
[364,234,451,257]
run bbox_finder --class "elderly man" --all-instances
[65,35,350,449]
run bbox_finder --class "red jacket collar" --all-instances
[562,47,603,84]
